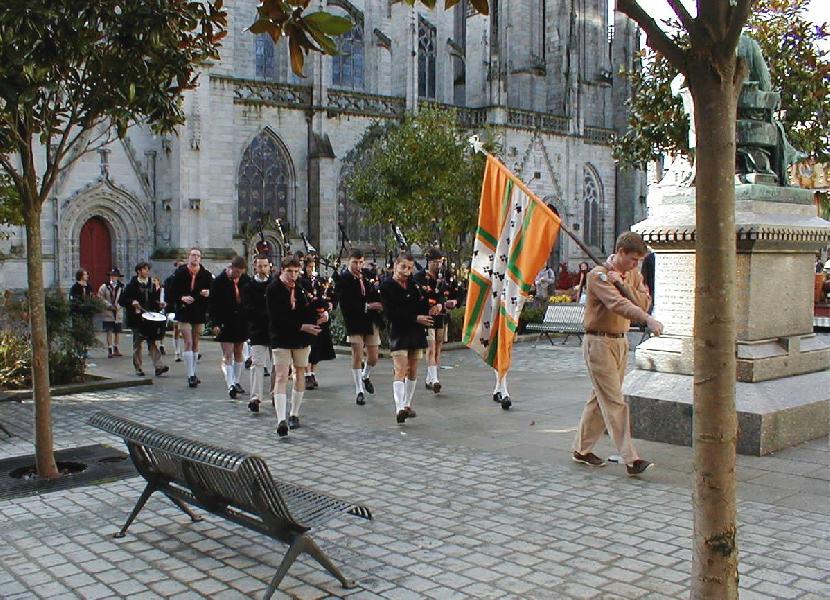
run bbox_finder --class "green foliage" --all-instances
[447,307,465,343]
[518,304,545,334]
[346,106,491,261]
[0,331,29,388]
[0,172,22,234]
[614,0,830,167]
[329,308,347,346]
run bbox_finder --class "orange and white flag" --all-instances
[463,155,561,376]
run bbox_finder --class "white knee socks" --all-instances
[361,363,374,379]
[274,393,287,422]
[183,351,195,377]
[426,365,439,383]
[290,389,304,417]
[223,363,234,389]
[404,378,416,407]
[233,361,243,385]
[352,369,365,394]
[393,381,406,412]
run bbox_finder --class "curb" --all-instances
[0,376,153,403]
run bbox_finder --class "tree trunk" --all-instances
[688,60,740,598]
[23,200,58,479]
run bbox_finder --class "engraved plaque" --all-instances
[653,253,695,337]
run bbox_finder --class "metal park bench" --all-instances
[526,303,586,346]
[88,411,372,599]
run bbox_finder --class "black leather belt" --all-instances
[586,330,626,338]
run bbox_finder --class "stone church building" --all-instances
[0,0,643,291]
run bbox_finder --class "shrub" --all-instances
[0,330,30,389]
[518,304,546,334]
[447,307,465,342]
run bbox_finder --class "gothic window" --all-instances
[337,164,385,252]
[255,34,277,80]
[418,17,437,99]
[238,131,291,232]
[583,166,602,249]
[530,0,545,64]
[332,21,365,89]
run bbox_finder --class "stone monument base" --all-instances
[624,369,830,456]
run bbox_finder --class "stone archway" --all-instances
[59,179,153,286]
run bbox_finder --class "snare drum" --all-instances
[141,312,167,341]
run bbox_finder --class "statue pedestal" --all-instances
[625,184,830,455]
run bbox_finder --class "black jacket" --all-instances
[266,277,318,349]
[242,275,271,346]
[119,277,162,329]
[379,275,429,351]
[168,264,213,324]
[209,269,250,342]
[412,268,462,329]
[335,269,384,335]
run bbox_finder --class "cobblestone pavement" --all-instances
[0,339,828,599]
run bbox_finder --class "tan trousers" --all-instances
[249,344,270,403]
[574,335,640,465]
[133,331,162,372]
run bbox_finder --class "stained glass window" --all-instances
[255,34,277,80]
[583,167,602,248]
[418,18,437,99]
[238,131,291,231]
[332,22,364,89]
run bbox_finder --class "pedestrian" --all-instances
[573,261,590,304]
[119,262,169,378]
[572,232,664,476]
[413,248,460,393]
[243,254,272,413]
[69,269,93,305]
[210,255,250,399]
[534,264,556,299]
[97,268,124,358]
[69,269,95,357]
[267,256,327,437]
[335,249,384,406]
[299,257,336,390]
[168,247,212,388]
[379,253,436,424]
[163,260,184,362]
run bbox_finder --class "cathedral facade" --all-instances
[0,0,644,291]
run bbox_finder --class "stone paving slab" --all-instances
[0,339,828,599]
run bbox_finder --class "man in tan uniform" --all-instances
[573,232,664,476]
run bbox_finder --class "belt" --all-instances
[586,330,626,338]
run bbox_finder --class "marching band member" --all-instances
[169,248,212,388]
[243,254,272,413]
[119,262,168,378]
[299,258,336,389]
[210,256,250,399]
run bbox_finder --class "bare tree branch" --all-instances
[0,154,25,195]
[617,0,687,71]
[724,0,754,52]
[667,0,695,33]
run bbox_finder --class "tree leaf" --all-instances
[289,35,305,77]
[303,11,353,35]
[469,0,490,15]
[444,0,462,9]
[306,27,338,55]
[249,18,274,35]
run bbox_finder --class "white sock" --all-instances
[183,351,195,377]
[361,363,374,379]
[174,339,182,355]
[275,393,287,422]
[404,378,416,407]
[233,361,243,385]
[223,363,234,389]
[290,389,304,417]
[500,376,509,397]
[431,365,441,383]
[352,369,365,394]
[242,342,251,361]
[393,381,406,412]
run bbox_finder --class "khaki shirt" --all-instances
[583,260,651,335]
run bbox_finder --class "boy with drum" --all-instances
[119,262,169,377]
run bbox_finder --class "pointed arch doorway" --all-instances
[79,216,112,290]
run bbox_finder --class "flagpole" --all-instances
[467,136,643,308]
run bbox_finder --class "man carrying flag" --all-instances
[463,154,561,407]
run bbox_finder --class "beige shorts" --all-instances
[391,349,424,360]
[348,325,381,347]
[272,347,311,369]
[426,325,448,343]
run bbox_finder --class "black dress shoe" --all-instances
[362,377,374,394]
[288,415,300,430]
[355,392,365,406]
[248,400,260,413]
[154,365,169,377]
[432,382,441,394]
[188,376,198,388]
[135,369,146,377]
[304,375,315,389]
[500,395,512,410]
[396,410,408,424]
[276,420,289,437]
[244,357,252,369]
[404,406,417,418]
[234,383,245,394]
[264,368,270,377]
[492,392,502,403]
[426,382,434,391]
[229,386,237,400]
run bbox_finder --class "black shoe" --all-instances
[188,376,198,388]
[229,386,237,400]
[244,357,252,369]
[234,383,245,394]
[432,382,441,394]
[155,365,169,377]
[248,400,260,413]
[197,353,202,361]
[288,415,300,430]
[135,369,146,377]
[572,451,607,467]
[362,377,374,394]
[196,377,201,384]
[175,356,182,362]
[276,420,289,437]
[396,410,408,424]
[626,460,654,476]
[404,406,417,418]
[304,375,315,389]
[426,382,434,391]
[159,345,166,356]
[492,392,502,403]
[355,392,365,406]
[264,368,270,377]
[500,395,512,410]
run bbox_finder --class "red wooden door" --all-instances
[79,217,112,290]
